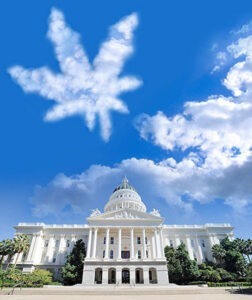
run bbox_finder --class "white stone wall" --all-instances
[12,222,233,283]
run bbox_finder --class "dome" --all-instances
[104,177,147,213]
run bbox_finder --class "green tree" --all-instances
[61,239,86,285]
[12,234,30,269]
[212,237,248,279]
[5,239,16,270]
[212,244,226,265]
[164,243,199,284]
[164,246,182,283]
[199,264,221,282]
[0,239,13,267]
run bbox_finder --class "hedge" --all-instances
[208,282,251,287]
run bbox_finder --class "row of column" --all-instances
[86,227,165,259]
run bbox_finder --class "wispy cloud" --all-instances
[8,8,142,141]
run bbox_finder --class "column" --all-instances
[130,228,134,259]
[160,229,165,258]
[92,228,98,258]
[175,237,180,248]
[151,235,156,259]
[130,267,135,285]
[186,237,194,260]
[116,267,122,285]
[86,228,93,259]
[105,228,110,259]
[57,235,66,264]
[195,237,203,263]
[45,236,54,263]
[31,234,43,263]
[154,229,160,258]
[143,267,149,285]
[142,229,146,259]
[118,228,122,259]
[26,235,36,262]
[102,267,108,285]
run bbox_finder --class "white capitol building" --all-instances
[13,178,233,285]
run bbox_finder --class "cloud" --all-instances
[134,25,252,212]
[8,8,142,141]
[31,20,252,218]
[32,156,252,218]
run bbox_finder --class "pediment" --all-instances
[87,208,164,226]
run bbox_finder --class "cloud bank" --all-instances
[31,21,252,218]
[9,8,142,141]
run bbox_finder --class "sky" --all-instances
[1,0,252,240]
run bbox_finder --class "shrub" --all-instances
[0,268,52,288]
[29,269,53,285]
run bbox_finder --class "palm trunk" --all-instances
[0,255,4,268]
[13,253,20,269]
[6,254,13,270]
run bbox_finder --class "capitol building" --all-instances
[13,178,233,286]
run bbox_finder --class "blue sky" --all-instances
[1,0,252,239]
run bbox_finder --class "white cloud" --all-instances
[8,8,142,141]
[31,20,252,217]
[134,27,252,212]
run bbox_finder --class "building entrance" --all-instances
[122,268,130,283]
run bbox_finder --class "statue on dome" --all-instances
[150,208,161,217]
[90,208,101,217]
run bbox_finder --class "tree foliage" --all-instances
[165,243,199,284]
[61,239,86,285]
[0,234,30,270]
[212,237,248,278]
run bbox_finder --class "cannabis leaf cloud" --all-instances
[8,8,142,141]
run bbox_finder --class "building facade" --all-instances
[11,178,234,285]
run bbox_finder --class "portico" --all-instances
[85,227,165,261]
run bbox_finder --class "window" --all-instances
[52,257,56,263]
[66,240,70,247]
[103,237,106,244]
[137,237,141,244]
[44,240,49,247]
[110,250,113,259]
[145,237,148,244]
[121,251,130,259]
[138,250,141,259]
[55,240,59,248]
[146,250,149,258]
[191,240,195,247]
[203,252,208,262]
[169,240,173,247]
[103,250,105,258]
[201,240,205,248]
[110,237,114,244]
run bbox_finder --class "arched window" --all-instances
[110,250,114,259]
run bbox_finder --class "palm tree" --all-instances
[0,239,14,268]
[6,239,16,270]
[12,234,30,269]
[243,239,252,263]
[212,244,226,265]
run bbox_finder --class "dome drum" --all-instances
[104,178,147,213]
